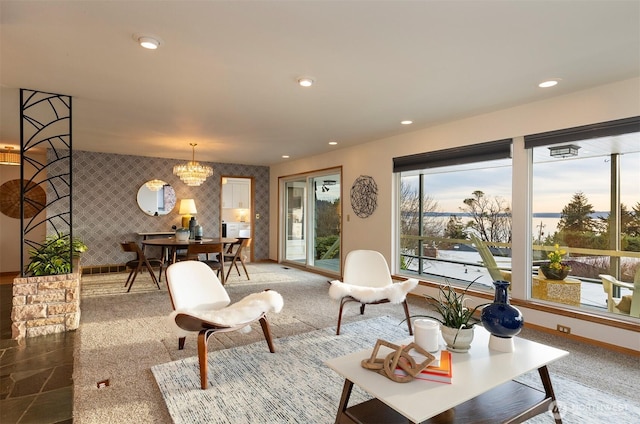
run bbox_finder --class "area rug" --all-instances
[151,316,640,424]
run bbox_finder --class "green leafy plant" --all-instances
[26,233,87,276]
[411,278,489,330]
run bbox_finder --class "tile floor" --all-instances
[0,276,74,424]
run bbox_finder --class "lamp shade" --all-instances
[179,199,197,215]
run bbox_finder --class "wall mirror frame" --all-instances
[136,180,177,216]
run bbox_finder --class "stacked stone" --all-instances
[11,271,81,340]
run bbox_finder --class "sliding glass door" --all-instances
[281,168,341,275]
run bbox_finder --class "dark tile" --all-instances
[0,334,74,375]
[0,393,35,423]
[19,386,72,424]
[43,364,73,392]
[9,368,52,397]
[0,371,15,399]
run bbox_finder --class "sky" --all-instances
[415,151,639,214]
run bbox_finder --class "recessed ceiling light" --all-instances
[538,79,559,88]
[401,120,413,125]
[282,155,290,159]
[297,78,314,87]
[328,141,338,145]
[137,36,160,49]
[133,32,163,50]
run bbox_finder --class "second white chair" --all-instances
[328,250,418,335]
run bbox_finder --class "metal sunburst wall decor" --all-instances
[350,175,377,218]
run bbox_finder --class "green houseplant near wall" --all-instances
[411,278,488,353]
[26,233,87,276]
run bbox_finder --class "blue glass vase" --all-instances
[481,280,524,338]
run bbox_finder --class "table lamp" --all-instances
[179,199,197,228]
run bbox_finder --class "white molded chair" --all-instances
[166,261,284,389]
[328,250,418,335]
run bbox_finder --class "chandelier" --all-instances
[173,143,213,186]
[145,179,165,191]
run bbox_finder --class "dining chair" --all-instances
[224,237,250,281]
[328,250,418,335]
[166,260,284,389]
[120,241,163,292]
[186,243,226,284]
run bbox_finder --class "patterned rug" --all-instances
[151,316,640,424]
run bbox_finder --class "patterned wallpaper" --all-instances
[71,150,269,267]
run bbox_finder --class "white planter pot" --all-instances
[440,325,475,353]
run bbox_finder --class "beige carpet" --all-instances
[74,263,640,423]
[80,263,300,298]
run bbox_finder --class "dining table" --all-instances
[141,236,238,269]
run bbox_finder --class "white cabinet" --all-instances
[222,180,250,209]
[225,222,251,238]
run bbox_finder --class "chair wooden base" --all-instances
[121,241,163,292]
[124,261,162,292]
[335,296,413,336]
[175,313,276,389]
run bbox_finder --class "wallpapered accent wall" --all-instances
[71,150,269,267]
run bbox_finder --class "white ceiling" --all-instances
[1,1,639,166]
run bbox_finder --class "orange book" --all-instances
[415,350,452,383]
[395,350,453,384]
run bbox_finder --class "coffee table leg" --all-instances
[335,379,354,424]
[539,365,562,424]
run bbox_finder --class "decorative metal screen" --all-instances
[20,89,72,275]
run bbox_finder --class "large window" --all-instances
[396,141,512,290]
[528,118,640,317]
[395,118,640,321]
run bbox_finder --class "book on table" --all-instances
[395,349,453,384]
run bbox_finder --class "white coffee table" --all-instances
[325,326,568,424]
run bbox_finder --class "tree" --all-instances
[625,202,640,238]
[556,191,596,248]
[315,198,340,238]
[460,190,512,242]
[444,215,466,240]
[399,179,442,268]
[558,191,595,232]
[595,202,640,252]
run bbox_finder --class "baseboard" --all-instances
[523,321,640,357]
[81,264,128,275]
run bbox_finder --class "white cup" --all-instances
[414,319,440,352]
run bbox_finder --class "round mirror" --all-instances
[137,180,177,216]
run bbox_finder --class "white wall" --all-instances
[269,77,640,351]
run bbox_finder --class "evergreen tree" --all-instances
[556,191,596,248]
[558,192,595,232]
[444,215,466,240]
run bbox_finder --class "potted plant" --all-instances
[411,279,488,352]
[539,244,571,280]
[26,233,88,276]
